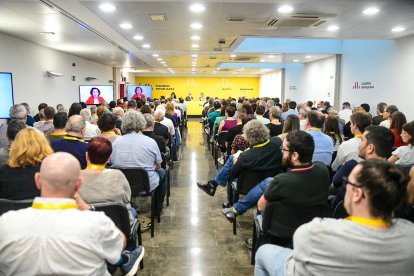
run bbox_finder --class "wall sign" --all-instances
[352,81,375,90]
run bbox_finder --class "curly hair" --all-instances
[122,111,146,134]
[242,120,269,146]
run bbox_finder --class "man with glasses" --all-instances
[255,159,414,276]
[332,125,395,202]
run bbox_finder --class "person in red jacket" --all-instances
[131,86,146,101]
[85,87,105,105]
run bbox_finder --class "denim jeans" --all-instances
[233,177,273,215]
[214,155,235,186]
[255,244,293,276]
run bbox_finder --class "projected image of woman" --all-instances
[131,86,146,101]
[85,87,105,105]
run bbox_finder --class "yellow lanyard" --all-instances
[354,134,362,138]
[271,119,280,124]
[102,131,115,134]
[64,136,85,143]
[253,139,270,148]
[32,202,78,210]
[51,132,67,136]
[307,127,321,132]
[86,164,106,170]
[329,132,336,135]
[346,216,390,228]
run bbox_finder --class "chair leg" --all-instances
[251,220,257,265]
[151,194,155,238]
[166,169,170,206]
[232,189,238,235]
[137,223,144,269]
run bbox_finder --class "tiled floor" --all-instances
[138,119,255,276]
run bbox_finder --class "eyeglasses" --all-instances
[280,146,292,152]
[342,176,362,188]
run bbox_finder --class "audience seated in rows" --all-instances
[255,159,414,276]
[389,121,414,165]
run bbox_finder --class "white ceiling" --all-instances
[0,0,414,76]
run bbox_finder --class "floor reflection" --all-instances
[139,119,254,276]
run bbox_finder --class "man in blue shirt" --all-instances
[305,111,333,165]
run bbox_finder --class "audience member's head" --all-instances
[143,113,155,130]
[53,112,68,130]
[269,106,282,121]
[154,109,165,122]
[402,121,414,146]
[284,130,314,165]
[360,125,394,159]
[86,137,112,165]
[35,152,82,197]
[97,113,117,132]
[255,105,265,116]
[8,128,53,168]
[68,103,82,117]
[42,106,55,121]
[121,111,146,134]
[96,105,108,118]
[79,108,91,122]
[9,104,27,121]
[350,112,372,134]
[127,100,138,110]
[243,120,269,146]
[390,111,407,134]
[360,103,370,113]
[38,103,48,112]
[225,106,236,117]
[112,107,124,119]
[307,110,325,128]
[376,102,387,115]
[384,105,398,119]
[342,102,351,110]
[288,101,297,110]
[140,105,152,114]
[6,120,26,142]
[90,105,97,114]
[66,115,86,136]
[109,101,116,109]
[346,160,408,222]
[20,103,31,115]
[282,114,300,133]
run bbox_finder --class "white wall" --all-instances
[0,32,113,115]
[284,64,304,102]
[302,56,336,105]
[259,70,282,98]
[339,40,397,117]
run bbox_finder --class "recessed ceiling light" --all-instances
[230,54,237,58]
[190,23,203,29]
[157,58,163,61]
[268,55,275,58]
[160,61,166,64]
[392,26,405,33]
[327,25,339,31]
[189,4,206,13]
[152,54,159,57]
[305,55,312,59]
[163,64,168,67]
[100,3,116,12]
[293,59,300,62]
[142,44,151,48]
[191,44,199,48]
[192,54,198,58]
[119,23,132,29]
[363,7,379,15]
[133,35,144,40]
[191,35,201,40]
[278,5,294,13]
[260,59,266,62]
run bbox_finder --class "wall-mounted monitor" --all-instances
[79,85,114,105]
[127,85,152,100]
[0,72,14,118]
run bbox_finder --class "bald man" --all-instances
[0,152,143,275]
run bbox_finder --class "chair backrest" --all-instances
[262,202,331,240]
[92,202,131,238]
[0,198,33,216]
[333,200,349,219]
[111,167,151,196]
[216,131,228,146]
[237,169,282,194]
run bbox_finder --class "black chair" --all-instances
[251,202,331,265]
[92,202,144,269]
[111,167,158,238]
[230,169,282,235]
[215,131,228,169]
[333,200,349,219]
[0,198,33,216]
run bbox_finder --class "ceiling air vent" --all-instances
[209,56,217,60]
[227,17,246,22]
[234,57,255,61]
[263,13,334,29]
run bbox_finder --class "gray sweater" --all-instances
[285,217,414,276]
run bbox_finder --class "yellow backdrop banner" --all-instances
[135,76,259,99]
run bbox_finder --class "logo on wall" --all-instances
[289,85,297,90]
[352,81,374,90]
